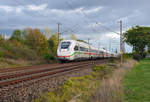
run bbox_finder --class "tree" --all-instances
[10,29,22,42]
[25,28,49,55]
[48,33,59,54]
[48,33,63,55]
[124,26,150,58]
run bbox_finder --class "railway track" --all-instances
[0,61,93,74]
[0,60,107,88]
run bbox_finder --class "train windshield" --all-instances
[61,42,71,49]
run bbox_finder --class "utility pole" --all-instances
[57,23,61,46]
[109,38,111,52]
[120,20,123,64]
[88,38,90,58]
[88,38,90,51]
[88,38,90,45]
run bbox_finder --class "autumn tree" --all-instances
[25,28,49,55]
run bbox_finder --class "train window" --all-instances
[90,49,98,53]
[86,48,88,51]
[74,46,78,51]
[80,47,84,51]
[80,47,88,51]
[61,42,71,49]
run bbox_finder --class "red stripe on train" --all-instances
[84,52,98,55]
[57,56,70,58]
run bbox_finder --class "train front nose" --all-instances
[57,41,71,61]
[58,49,70,59]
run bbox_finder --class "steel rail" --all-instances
[0,61,101,88]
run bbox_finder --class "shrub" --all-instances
[93,65,105,72]
[1,41,39,60]
[9,46,39,60]
[0,51,3,58]
[133,53,142,61]
[123,53,133,59]
[44,53,56,63]
[109,58,115,63]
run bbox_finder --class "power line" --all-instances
[30,0,81,34]
[66,0,120,36]
[65,1,97,32]
[14,0,81,38]
[96,22,120,35]
[61,24,80,34]
[76,0,120,35]
[30,0,82,34]
[57,23,61,45]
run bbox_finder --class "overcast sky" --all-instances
[0,0,149,52]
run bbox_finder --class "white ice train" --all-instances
[57,40,116,63]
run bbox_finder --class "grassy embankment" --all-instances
[34,61,116,102]
[124,58,150,102]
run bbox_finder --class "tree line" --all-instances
[0,28,86,63]
[0,28,63,63]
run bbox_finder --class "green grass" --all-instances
[124,59,150,102]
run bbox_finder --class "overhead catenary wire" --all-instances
[73,0,120,35]
[30,0,81,34]
[96,22,120,35]
[61,24,80,34]
[65,1,98,32]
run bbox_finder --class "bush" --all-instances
[0,51,3,58]
[123,53,133,59]
[9,46,39,60]
[93,65,105,72]
[44,53,56,63]
[109,58,115,63]
[133,53,142,61]
[1,41,39,60]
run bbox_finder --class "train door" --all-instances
[78,44,81,60]
[74,45,78,60]
[88,46,91,59]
